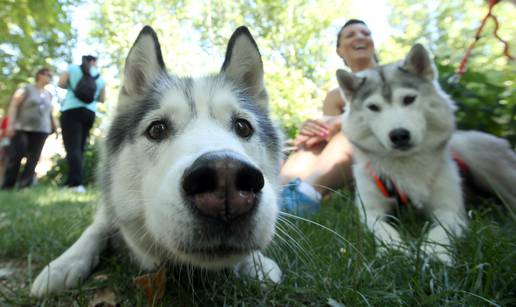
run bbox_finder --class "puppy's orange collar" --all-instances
[366,161,410,206]
[365,153,469,207]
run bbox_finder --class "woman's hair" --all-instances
[336,19,379,65]
[35,68,52,81]
[336,19,368,48]
[81,55,98,73]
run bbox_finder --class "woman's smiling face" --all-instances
[337,23,375,66]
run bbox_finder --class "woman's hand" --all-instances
[294,116,343,150]
[299,119,329,138]
[294,119,328,149]
[324,115,342,138]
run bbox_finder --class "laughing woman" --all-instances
[280,19,378,215]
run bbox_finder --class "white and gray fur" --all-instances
[31,26,283,297]
[339,44,516,264]
[448,130,516,207]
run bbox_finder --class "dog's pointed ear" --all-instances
[336,69,364,102]
[121,26,166,100]
[221,26,268,110]
[402,44,436,80]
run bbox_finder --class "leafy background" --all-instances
[1,0,514,142]
[0,0,78,104]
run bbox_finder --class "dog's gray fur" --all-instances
[31,26,283,296]
[338,44,515,264]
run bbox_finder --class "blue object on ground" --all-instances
[280,178,321,216]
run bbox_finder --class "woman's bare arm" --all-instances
[58,72,69,89]
[5,88,26,136]
[322,88,344,116]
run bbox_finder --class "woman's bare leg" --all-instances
[304,133,353,196]
[280,132,353,197]
[280,142,325,184]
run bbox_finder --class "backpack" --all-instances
[73,64,100,104]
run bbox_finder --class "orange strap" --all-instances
[451,151,469,177]
[366,161,409,206]
[366,154,469,207]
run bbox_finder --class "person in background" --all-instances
[280,19,377,215]
[1,68,56,189]
[0,116,10,185]
[58,55,105,193]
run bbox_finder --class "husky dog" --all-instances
[337,44,515,264]
[31,26,283,296]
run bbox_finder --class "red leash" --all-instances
[452,0,514,82]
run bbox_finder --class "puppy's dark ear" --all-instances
[121,26,166,103]
[401,44,436,80]
[221,26,268,110]
[336,69,364,103]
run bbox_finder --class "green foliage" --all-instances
[2,0,514,141]
[0,0,79,112]
[88,0,349,135]
[86,0,515,140]
[267,65,322,138]
[437,61,515,145]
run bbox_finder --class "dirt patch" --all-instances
[0,259,31,300]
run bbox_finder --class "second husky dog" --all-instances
[31,26,283,296]
[337,44,515,264]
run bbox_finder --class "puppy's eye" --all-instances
[234,118,253,139]
[146,121,169,141]
[367,104,381,112]
[403,95,416,106]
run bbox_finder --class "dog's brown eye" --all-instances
[367,104,381,112]
[403,95,416,106]
[146,121,168,141]
[234,118,253,139]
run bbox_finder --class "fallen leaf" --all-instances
[133,265,167,306]
[88,287,118,307]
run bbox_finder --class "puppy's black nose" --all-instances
[182,151,264,222]
[389,128,411,149]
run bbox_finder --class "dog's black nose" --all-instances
[182,151,264,222]
[389,128,411,149]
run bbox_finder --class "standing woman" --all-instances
[1,68,56,189]
[280,19,378,214]
[58,55,105,193]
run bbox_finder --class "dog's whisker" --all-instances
[279,211,373,271]
[274,217,313,255]
[271,225,314,266]
[276,215,313,242]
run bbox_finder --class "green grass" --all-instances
[0,186,515,306]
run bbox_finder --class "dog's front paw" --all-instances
[421,242,453,266]
[233,251,282,283]
[377,243,411,258]
[30,256,94,297]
